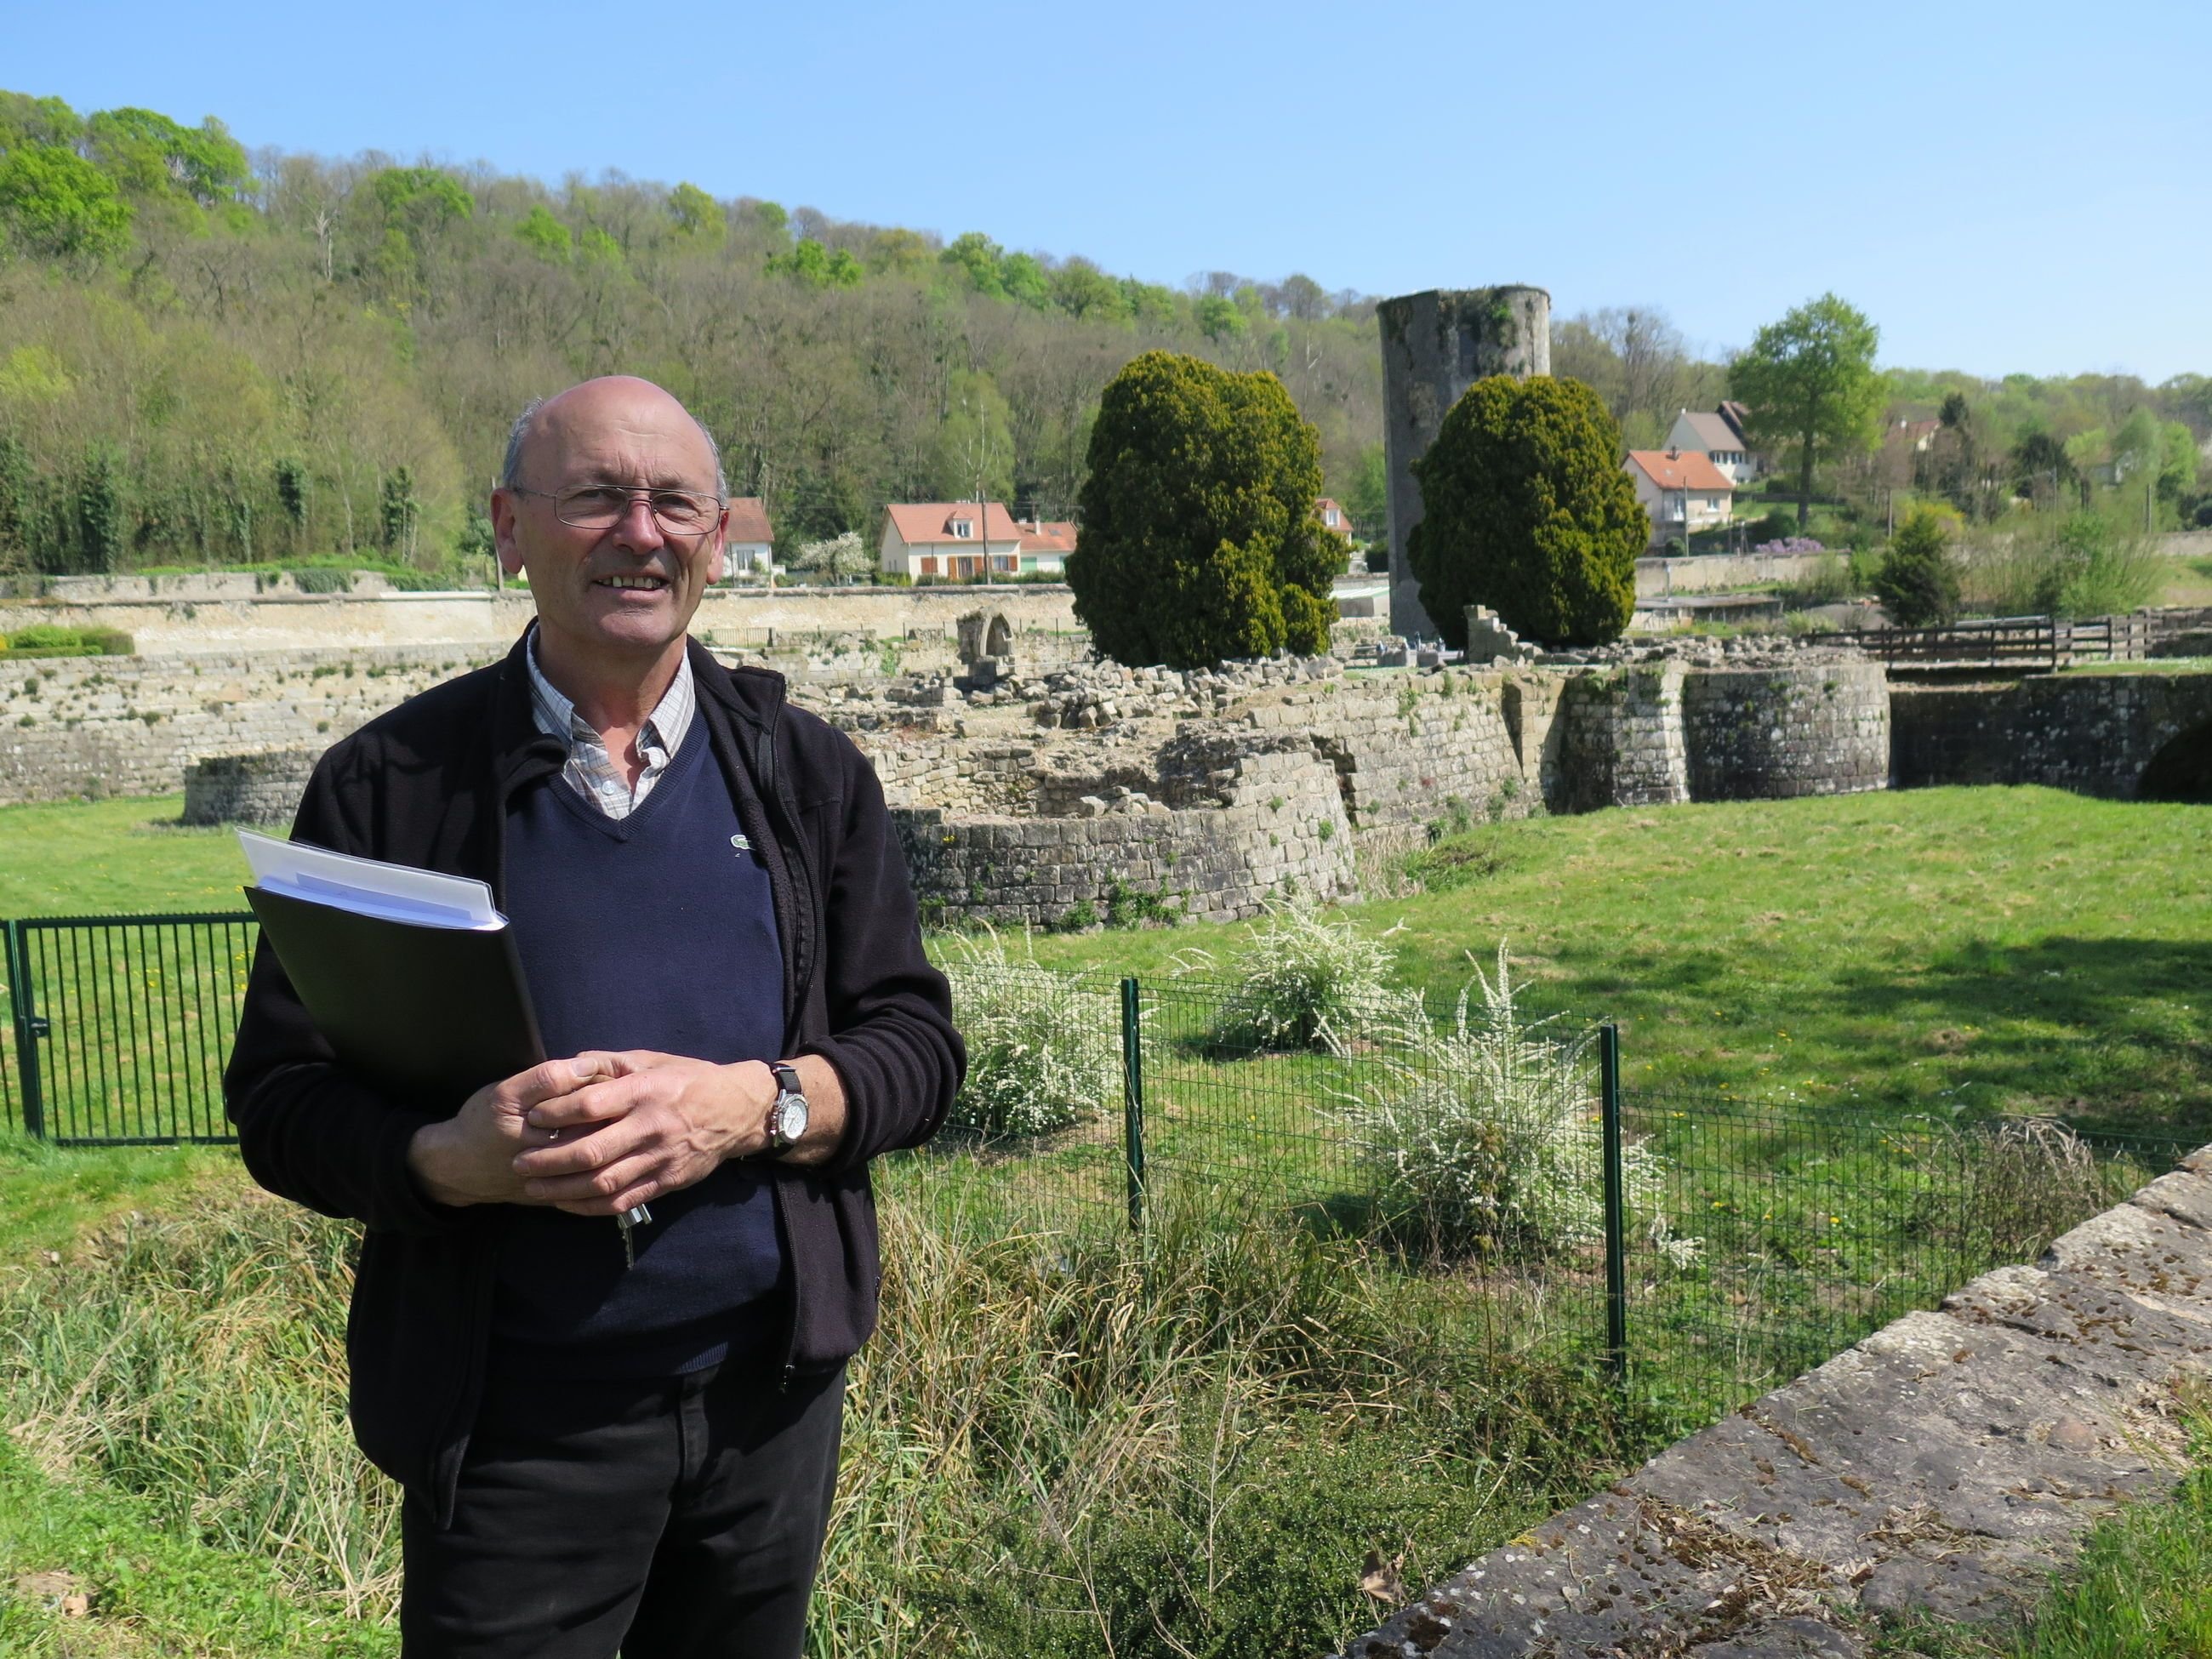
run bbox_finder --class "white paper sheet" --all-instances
[237,830,504,931]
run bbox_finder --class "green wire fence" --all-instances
[1,914,2195,1427]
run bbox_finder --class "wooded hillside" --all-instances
[0,89,1387,577]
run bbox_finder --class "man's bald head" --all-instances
[500,376,727,499]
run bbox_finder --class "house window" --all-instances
[950,519,972,539]
[920,556,937,575]
[995,555,1015,572]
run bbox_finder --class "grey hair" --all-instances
[499,392,729,498]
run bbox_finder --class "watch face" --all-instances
[775,1096,807,1143]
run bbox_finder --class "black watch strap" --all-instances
[770,1061,803,1098]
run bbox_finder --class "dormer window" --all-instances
[950,518,973,539]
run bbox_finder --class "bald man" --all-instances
[226,378,965,1657]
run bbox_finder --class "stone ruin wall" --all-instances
[1890,673,2212,798]
[892,733,1356,929]
[0,645,504,807]
[32,623,2208,929]
[0,579,1083,658]
[850,659,1893,927]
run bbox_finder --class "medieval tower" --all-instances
[1377,286,1551,640]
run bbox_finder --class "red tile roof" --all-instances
[1017,519,1077,554]
[884,501,1022,546]
[1315,497,1354,535]
[724,497,772,544]
[1626,449,1733,492]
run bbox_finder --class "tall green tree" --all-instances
[665,182,725,242]
[1406,375,1645,647]
[74,443,124,573]
[83,107,248,205]
[1728,294,1885,527]
[0,144,130,260]
[1069,351,1341,669]
[0,92,82,151]
[1873,505,1959,626]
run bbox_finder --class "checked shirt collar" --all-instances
[523,628,698,821]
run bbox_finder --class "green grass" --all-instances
[0,787,2204,1654]
[0,1435,393,1657]
[0,1134,236,1267]
[2059,656,2212,676]
[8,785,2205,1131]
[0,1160,1633,1659]
[2155,555,2212,609]
[1023,788,2212,1137]
[0,796,248,916]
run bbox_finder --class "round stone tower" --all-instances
[1377,286,1552,640]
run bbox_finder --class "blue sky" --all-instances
[13,0,2209,380]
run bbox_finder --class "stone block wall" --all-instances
[0,582,1080,657]
[182,749,323,826]
[1890,673,2212,799]
[0,645,501,806]
[1250,673,1535,828]
[1550,664,1690,812]
[893,736,1354,928]
[1681,664,1890,801]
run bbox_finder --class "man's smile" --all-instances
[596,573,670,592]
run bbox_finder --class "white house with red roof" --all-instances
[1624,448,1735,547]
[1013,517,1077,576]
[721,497,774,576]
[878,501,1026,580]
[1663,408,1764,485]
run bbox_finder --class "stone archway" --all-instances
[2141,721,2212,802]
[984,613,1013,657]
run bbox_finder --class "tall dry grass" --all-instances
[0,1173,1628,1657]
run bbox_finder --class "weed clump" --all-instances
[1180,899,1400,1054]
[1342,945,1686,1263]
[938,927,1120,1137]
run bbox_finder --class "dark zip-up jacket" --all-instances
[223,634,962,1523]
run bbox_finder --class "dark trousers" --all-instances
[399,1358,845,1658]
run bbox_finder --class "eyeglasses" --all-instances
[509,484,725,535]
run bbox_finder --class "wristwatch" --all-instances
[767,1062,809,1154]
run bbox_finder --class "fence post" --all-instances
[1120,976,1145,1231]
[1599,1021,1627,1386]
[4,921,43,1139]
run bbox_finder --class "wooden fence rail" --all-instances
[1821,610,2199,671]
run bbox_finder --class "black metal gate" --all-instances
[3,914,257,1143]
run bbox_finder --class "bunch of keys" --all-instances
[618,1203,652,1268]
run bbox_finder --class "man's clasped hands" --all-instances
[406,1052,786,1217]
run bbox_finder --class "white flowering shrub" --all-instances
[1341,944,1689,1263]
[940,930,1120,1137]
[1185,900,1403,1054]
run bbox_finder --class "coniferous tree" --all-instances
[1874,505,1959,626]
[1069,351,1341,669]
[1406,375,1645,647]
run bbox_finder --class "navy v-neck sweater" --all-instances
[493,727,788,1377]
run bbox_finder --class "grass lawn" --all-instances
[1022,786,2212,1136]
[2157,555,2212,609]
[2059,656,2212,676]
[0,1135,236,1268]
[0,795,246,916]
[0,1432,391,1658]
[1,783,2208,1656]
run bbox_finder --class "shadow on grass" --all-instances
[1830,935,2212,1135]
